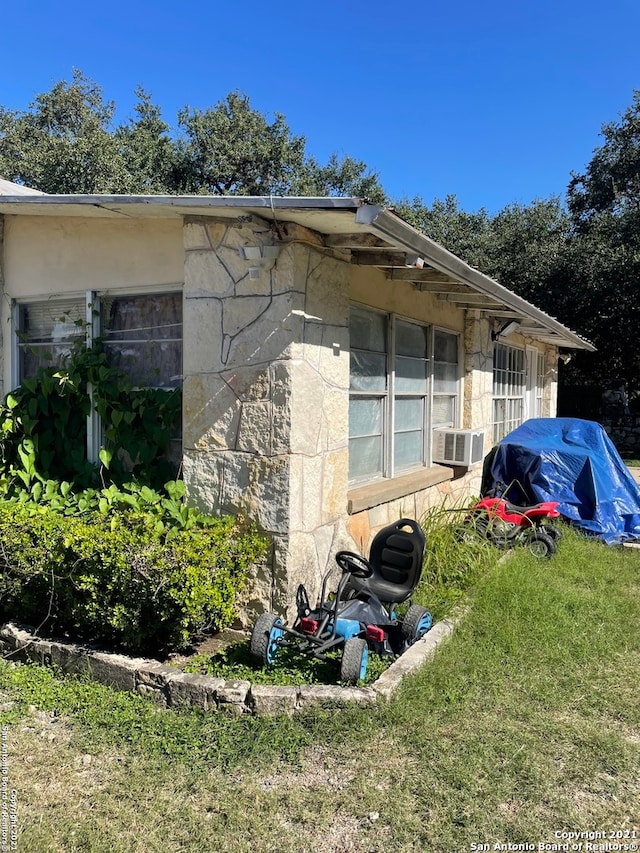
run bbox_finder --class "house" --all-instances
[0,186,593,618]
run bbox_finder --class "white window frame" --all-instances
[493,342,546,443]
[348,303,461,485]
[432,326,463,430]
[12,287,183,464]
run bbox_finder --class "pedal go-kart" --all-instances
[463,481,562,558]
[249,518,433,684]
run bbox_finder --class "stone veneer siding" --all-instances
[0,216,4,400]
[180,217,353,622]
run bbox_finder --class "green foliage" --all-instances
[114,86,179,193]
[176,91,307,195]
[568,89,640,224]
[0,336,180,492]
[1,72,384,200]
[0,500,268,653]
[0,70,130,193]
[293,152,387,203]
[417,499,498,617]
[394,193,492,270]
[183,641,388,687]
[0,337,268,655]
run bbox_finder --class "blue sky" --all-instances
[4,0,639,212]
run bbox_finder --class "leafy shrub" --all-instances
[0,340,269,656]
[0,498,268,654]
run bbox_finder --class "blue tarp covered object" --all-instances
[484,418,640,544]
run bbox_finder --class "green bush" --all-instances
[0,500,268,655]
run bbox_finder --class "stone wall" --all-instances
[0,617,461,716]
[601,415,640,455]
[181,217,353,622]
[0,215,4,401]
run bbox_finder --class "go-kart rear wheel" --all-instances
[525,529,557,558]
[401,604,433,645]
[250,613,284,666]
[340,637,369,685]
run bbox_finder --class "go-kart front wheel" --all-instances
[525,529,557,558]
[401,604,433,645]
[340,637,369,685]
[250,613,284,666]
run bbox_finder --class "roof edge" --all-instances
[356,205,595,352]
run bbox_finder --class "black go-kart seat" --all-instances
[343,518,426,605]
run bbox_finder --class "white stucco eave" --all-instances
[0,192,594,352]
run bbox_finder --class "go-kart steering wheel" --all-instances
[335,550,373,578]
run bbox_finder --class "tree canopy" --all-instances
[1,72,639,409]
[0,71,386,201]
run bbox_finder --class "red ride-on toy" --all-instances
[249,518,433,685]
[464,482,562,558]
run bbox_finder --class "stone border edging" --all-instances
[0,612,466,716]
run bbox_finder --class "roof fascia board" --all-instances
[356,205,595,352]
[0,194,364,212]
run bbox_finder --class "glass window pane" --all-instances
[350,305,386,352]
[394,430,423,470]
[432,395,454,425]
[102,293,182,388]
[434,363,458,393]
[349,397,383,438]
[395,356,428,394]
[18,299,86,380]
[394,396,423,431]
[434,330,458,363]
[350,351,387,392]
[349,435,383,481]
[396,320,428,357]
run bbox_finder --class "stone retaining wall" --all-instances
[0,617,461,716]
[601,415,640,455]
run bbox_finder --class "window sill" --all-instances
[347,466,454,514]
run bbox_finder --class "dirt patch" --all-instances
[163,628,248,668]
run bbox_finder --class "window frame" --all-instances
[348,303,461,486]
[12,287,183,464]
[492,342,527,444]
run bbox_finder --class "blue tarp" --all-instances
[484,418,640,544]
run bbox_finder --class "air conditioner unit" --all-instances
[432,428,485,467]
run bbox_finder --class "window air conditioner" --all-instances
[432,428,485,467]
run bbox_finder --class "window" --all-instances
[349,304,460,484]
[433,330,460,428]
[492,343,526,443]
[16,292,182,389]
[349,306,387,482]
[15,291,183,463]
[17,298,86,379]
[102,293,183,389]
[535,351,545,417]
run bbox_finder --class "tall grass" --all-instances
[416,497,497,618]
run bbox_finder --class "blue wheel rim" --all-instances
[359,645,369,681]
[417,612,432,637]
[266,620,284,664]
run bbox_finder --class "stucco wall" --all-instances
[0,216,4,400]
[350,265,464,332]
[1,214,184,394]
[2,215,183,297]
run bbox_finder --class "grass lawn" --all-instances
[1,528,639,852]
